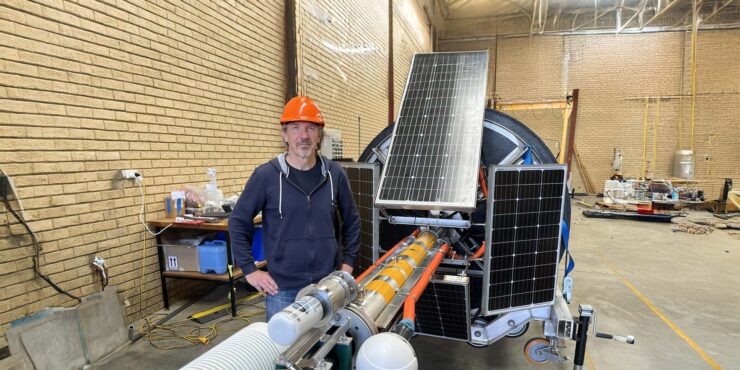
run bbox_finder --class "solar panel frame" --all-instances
[339,162,380,275]
[481,164,567,316]
[414,277,470,341]
[376,51,489,212]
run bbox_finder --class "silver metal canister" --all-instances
[673,150,694,179]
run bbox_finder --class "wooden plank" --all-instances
[163,266,244,281]
[573,144,596,194]
[565,89,580,177]
[148,214,262,231]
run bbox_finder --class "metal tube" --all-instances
[641,97,649,177]
[642,0,682,29]
[388,216,470,228]
[437,22,740,42]
[573,315,590,369]
[573,305,593,370]
[284,0,297,100]
[652,99,659,176]
[354,232,438,320]
[690,0,698,151]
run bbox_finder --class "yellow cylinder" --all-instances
[399,244,426,265]
[356,231,438,319]
[414,232,436,251]
[377,268,406,288]
[365,280,396,303]
[387,259,414,278]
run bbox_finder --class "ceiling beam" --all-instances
[702,0,736,23]
[503,0,533,20]
[618,0,649,32]
[641,0,684,28]
[573,6,617,31]
[530,0,539,35]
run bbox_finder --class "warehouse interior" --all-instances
[1,0,739,369]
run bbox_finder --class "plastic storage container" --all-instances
[253,226,264,262]
[198,240,228,274]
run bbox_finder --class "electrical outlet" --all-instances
[121,170,139,179]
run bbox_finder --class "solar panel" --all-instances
[339,163,380,276]
[481,165,567,315]
[414,276,470,341]
[376,51,489,212]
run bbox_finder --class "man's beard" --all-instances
[294,141,314,159]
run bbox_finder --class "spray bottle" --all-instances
[205,168,223,207]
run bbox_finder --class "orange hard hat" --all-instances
[280,96,325,127]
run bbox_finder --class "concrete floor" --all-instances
[96,199,740,370]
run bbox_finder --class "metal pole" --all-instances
[690,0,698,151]
[573,305,593,370]
[156,230,169,310]
[652,99,659,177]
[226,232,237,317]
[284,0,297,101]
[641,97,649,178]
[388,0,395,125]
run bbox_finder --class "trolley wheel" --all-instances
[523,337,551,365]
[467,341,488,348]
[506,322,529,338]
[467,319,489,348]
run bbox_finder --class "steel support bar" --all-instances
[641,0,682,29]
[388,0,394,125]
[496,100,568,111]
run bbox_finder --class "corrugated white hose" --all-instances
[181,322,287,370]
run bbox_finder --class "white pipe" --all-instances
[181,322,287,370]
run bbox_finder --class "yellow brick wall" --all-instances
[392,0,430,119]
[439,30,740,198]
[0,0,429,348]
[298,0,389,159]
[296,0,429,155]
[436,39,497,101]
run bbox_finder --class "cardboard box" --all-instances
[161,234,206,272]
[163,245,199,272]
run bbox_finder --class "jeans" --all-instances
[265,288,300,321]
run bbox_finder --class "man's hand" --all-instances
[246,270,278,295]
[340,264,353,275]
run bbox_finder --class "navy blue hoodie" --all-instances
[229,154,360,290]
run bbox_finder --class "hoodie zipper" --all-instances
[289,173,327,282]
[282,171,328,238]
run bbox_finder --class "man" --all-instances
[229,96,361,320]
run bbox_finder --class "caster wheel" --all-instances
[506,322,529,338]
[523,337,551,365]
[467,340,488,348]
[467,319,489,348]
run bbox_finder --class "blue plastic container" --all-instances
[253,226,264,262]
[198,240,228,274]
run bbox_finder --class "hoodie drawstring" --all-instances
[278,172,284,219]
[328,171,335,207]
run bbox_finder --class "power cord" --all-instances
[1,183,81,303]
[134,174,172,236]
[130,173,173,320]
[137,299,266,350]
